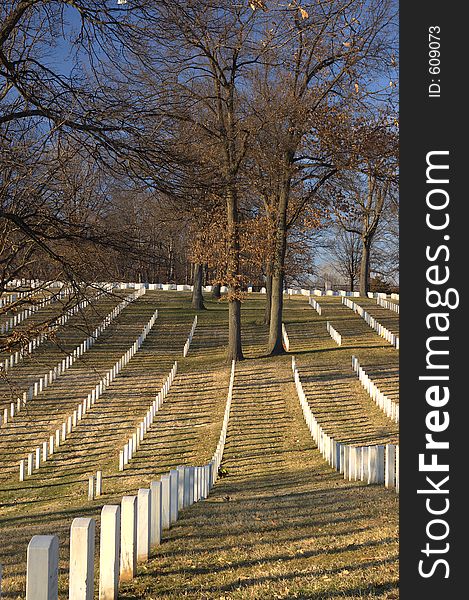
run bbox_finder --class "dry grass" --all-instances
[349,299,400,337]
[283,297,398,446]
[0,292,398,599]
[120,353,398,600]
[0,293,129,408]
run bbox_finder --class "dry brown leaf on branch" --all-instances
[249,0,267,10]
[299,7,309,19]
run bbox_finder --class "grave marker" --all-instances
[120,496,137,581]
[137,489,151,562]
[69,518,95,600]
[150,481,162,548]
[99,506,120,600]
[26,535,59,600]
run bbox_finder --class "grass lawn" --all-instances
[0,292,398,599]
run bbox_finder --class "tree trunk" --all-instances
[226,185,243,361]
[359,238,371,296]
[269,270,285,355]
[228,298,243,360]
[350,275,354,293]
[268,176,290,355]
[263,270,272,326]
[212,282,221,300]
[191,263,205,310]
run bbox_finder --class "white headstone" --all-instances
[160,475,171,530]
[176,466,185,509]
[385,444,396,488]
[137,489,151,562]
[169,470,179,524]
[26,535,59,600]
[367,445,385,484]
[99,505,120,600]
[69,518,95,600]
[188,467,195,505]
[120,496,137,581]
[28,453,34,476]
[88,476,95,501]
[396,445,399,493]
[96,471,102,497]
[150,481,162,548]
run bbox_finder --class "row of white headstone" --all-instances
[0,288,51,310]
[9,279,399,300]
[312,289,359,297]
[119,361,177,471]
[0,288,72,335]
[2,288,144,429]
[118,331,236,474]
[210,360,235,476]
[352,356,399,423]
[281,323,290,351]
[18,306,159,482]
[8,279,399,300]
[376,296,400,314]
[15,362,237,600]
[0,291,26,309]
[291,356,399,491]
[341,297,399,349]
[326,321,342,346]
[0,284,114,373]
[20,468,213,600]
[6,279,47,289]
[308,297,322,315]
[182,315,198,357]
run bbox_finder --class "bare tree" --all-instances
[132,2,274,361]
[246,0,396,354]
[327,224,362,291]
[330,116,398,295]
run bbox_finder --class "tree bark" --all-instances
[191,263,205,310]
[228,297,243,361]
[359,238,371,296]
[212,282,221,300]
[226,184,243,361]
[268,176,290,355]
[263,270,272,326]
